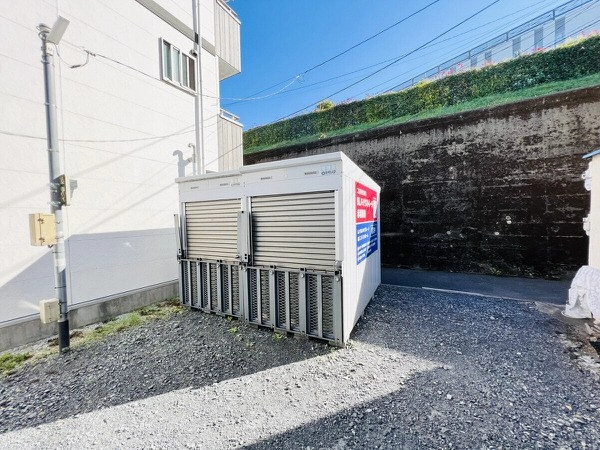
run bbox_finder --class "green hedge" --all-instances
[244,35,600,151]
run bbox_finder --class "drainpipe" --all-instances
[192,0,205,174]
[38,20,70,353]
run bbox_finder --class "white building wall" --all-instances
[201,49,222,172]
[199,0,215,45]
[0,0,232,325]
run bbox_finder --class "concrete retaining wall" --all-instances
[0,281,178,352]
[246,87,600,279]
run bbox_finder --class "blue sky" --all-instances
[220,0,574,130]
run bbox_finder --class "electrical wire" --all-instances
[55,44,90,69]
[60,46,292,102]
[381,0,600,92]
[275,0,502,122]
[61,126,194,143]
[225,0,555,108]
[0,126,194,143]
[225,0,441,106]
[237,0,560,106]
[254,0,596,120]
[300,0,442,76]
[11,9,596,147]
[56,0,552,107]
[86,49,157,82]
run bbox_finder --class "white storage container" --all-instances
[176,152,380,345]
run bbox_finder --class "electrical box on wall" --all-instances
[39,298,59,323]
[58,174,77,206]
[29,213,57,246]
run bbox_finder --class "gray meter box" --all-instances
[176,152,381,345]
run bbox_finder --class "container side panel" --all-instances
[341,157,381,342]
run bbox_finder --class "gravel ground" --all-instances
[1,284,599,449]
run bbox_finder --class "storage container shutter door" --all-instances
[251,191,336,271]
[185,199,240,262]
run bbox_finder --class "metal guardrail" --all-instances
[395,0,593,90]
[216,0,239,20]
[220,108,241,124]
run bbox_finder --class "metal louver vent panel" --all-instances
[260,269,271,324]
[181,257,342,343]
[249,269,258,322]
[289,274,300,331]
[307,274,320,336]
[231,267,240,315]
[190,262,199,308]
[222,265,230,313]
[210,263,218,310]
[251,192,335,271]
[185,199,240,261]
[181,259,242,317]
[321,276,334,338]
[181,261,191,306]
[276,272,287,329]
[201,263,209,309]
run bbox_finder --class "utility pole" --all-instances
[38,17,71,353]
[192,0,205,174]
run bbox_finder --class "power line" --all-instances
[61,46,291,103]
[239,0,556,107]
[246,15,600,145]
[357,0,594,96]
[275,0,502,122]
[0,126,194,143]
[300,0,442,76]
[225,0,441,106]
[384,0,599,92]
[60,0,532,109]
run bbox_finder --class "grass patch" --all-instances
[72,313,144,347]
[0,352,33,377]
[244,73,600,155]
[72,299,183,348]
[0,299,184,377]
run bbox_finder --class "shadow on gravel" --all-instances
[3,284,599,447]
[0,310,331,433]
[244,285,600,449]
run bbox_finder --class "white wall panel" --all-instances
[0,0,238,325]
[200,0,215,44]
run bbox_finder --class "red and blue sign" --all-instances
[355,182,378,264]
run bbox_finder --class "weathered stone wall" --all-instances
[245,87,600,279]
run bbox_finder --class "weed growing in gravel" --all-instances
[228,326,239,334]
[0,299,184,377]
[0,352,33,377]
[73,314,143,347]
[272,333,284,341]
[72,299,184,348]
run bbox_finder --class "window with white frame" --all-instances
[161,39,196,92]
